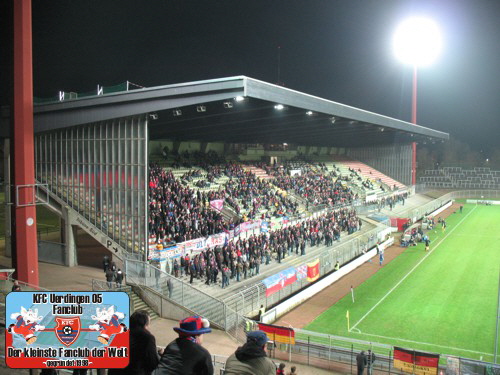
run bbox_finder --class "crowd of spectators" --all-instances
[266,167,356,208]
[149,164,230,243]
[376,192,408,211]
[148,153,378,290]
[171,207,360,288]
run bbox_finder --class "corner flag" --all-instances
[351,285,355,303]
[346,310,350,331]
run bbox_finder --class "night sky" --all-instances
[2,0,499,155]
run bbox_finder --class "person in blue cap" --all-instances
[156,315,213,375]
[224,330,276,374]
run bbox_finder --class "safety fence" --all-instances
[222,226,384,317]
[269,329,500,374]
[396,189,500,220]
[124,259,249,343]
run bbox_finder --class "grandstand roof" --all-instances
[31,76,448,147]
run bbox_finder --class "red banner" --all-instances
[258,323,295,345]
[307,259,320,282]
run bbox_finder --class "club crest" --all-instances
[55,317,81,347]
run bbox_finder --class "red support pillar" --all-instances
[411,65,417,186]
[12,0,39,286]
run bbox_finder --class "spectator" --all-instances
[11,280,21,292]
[367,349,376,375]
[356,350,367,375]
[115,269,124,288]
[224,330,276,375]
[108,310,159,375]
[287,366,298,375]
[102,255,110,273]
[277,363,286,374]
[105,268,115,289]
[167,278,173,299]
[156,315,213,375]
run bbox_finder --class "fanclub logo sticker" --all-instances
[55,317,81,347]
[6,291,130,370]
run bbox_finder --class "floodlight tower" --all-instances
[393,17,442,185]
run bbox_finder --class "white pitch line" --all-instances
[350,205,477,332]
[358,331,493,357]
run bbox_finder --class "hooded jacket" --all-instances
[156,337,213,375]
[223,341,276,375]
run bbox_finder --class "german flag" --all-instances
[307,259,320,282]
[393,347,439,375]
[258,323,295,345]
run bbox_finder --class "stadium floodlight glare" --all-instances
[393,17,442,67]
[235,96,245,102]
[306,110,313,116]
[274,104,284,110]
[173,109,182,116]
[393,16,442,186]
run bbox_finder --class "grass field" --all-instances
[305,203,500,362]
[0,192,61,238]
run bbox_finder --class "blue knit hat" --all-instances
[247,330,269,347]
[173,315,211,336]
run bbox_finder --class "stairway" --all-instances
[127,288,159,321]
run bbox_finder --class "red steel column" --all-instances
[13,0,39,286]
[411,65,417,186]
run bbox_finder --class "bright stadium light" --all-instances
[235,96,245,102]
[393,17,442,67]
[274,104,284,110]
[392,16,442,186]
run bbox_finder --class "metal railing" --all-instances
[267,328,500,373]
[222,226,383,316]
[396,189,500,220]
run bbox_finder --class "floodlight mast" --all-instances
[393,17,442,185]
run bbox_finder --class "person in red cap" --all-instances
[156,315,213,375]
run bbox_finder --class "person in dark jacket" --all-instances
[156,315,213,375]
[356,350,367,375]
[115,269,124,288]
[108,310,159,375]
[224,330,276,375]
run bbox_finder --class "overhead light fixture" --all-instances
[330,117,336,124]
[274,104,284,110]
[149,113,158,120]
[235,96,245,102]
[196,105,206,113]
[379,127,385,132]
[173,109,182,116]
[306,111,313,116]
[223,101,233,108]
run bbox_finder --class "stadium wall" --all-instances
[347,144,412,186]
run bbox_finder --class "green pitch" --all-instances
[305,203,500,362]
